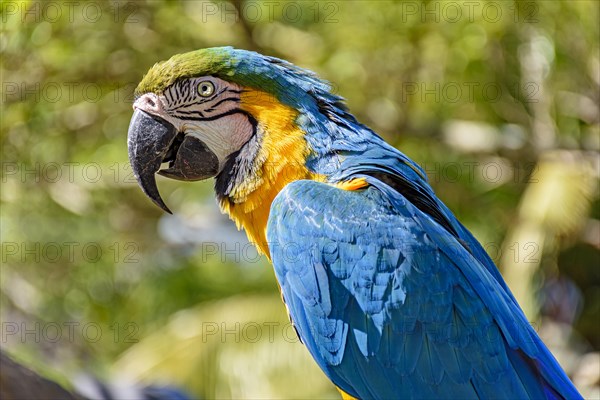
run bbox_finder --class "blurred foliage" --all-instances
[1,0,599,398]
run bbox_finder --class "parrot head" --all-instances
[127,46,340,214]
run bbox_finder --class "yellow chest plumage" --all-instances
[219,89,364,400]
[218,89,324,256]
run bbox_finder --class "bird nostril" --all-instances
[147,98,156,108]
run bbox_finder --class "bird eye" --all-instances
[198,81,215,97]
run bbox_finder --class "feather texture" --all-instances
[267,179,581,399]
[137,47,582,400]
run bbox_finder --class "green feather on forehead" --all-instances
[134,47,341,109]
[134,47,237,96]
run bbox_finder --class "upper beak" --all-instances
[127,109,219,213]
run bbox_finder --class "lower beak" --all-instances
[127,109,218,213]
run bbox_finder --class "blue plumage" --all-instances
[216,48,582,399]
[254,58,581,395]
[132,47,582,399]
[268,178,580,399]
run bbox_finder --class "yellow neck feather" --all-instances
[219,89,324,256]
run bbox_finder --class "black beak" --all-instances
[127,109,219,213]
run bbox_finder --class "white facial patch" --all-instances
[185,113,254,171]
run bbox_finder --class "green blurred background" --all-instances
[1,0,599,398]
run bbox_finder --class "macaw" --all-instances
[126,47,581,400]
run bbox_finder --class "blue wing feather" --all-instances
[267,178,581,400]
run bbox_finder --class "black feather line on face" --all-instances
[205,97,240,113]
[171,109,206,119]
[163,81,236,117]
[172,108,248,122]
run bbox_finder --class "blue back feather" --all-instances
[215,49,581,399]
[268,179,580,399]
